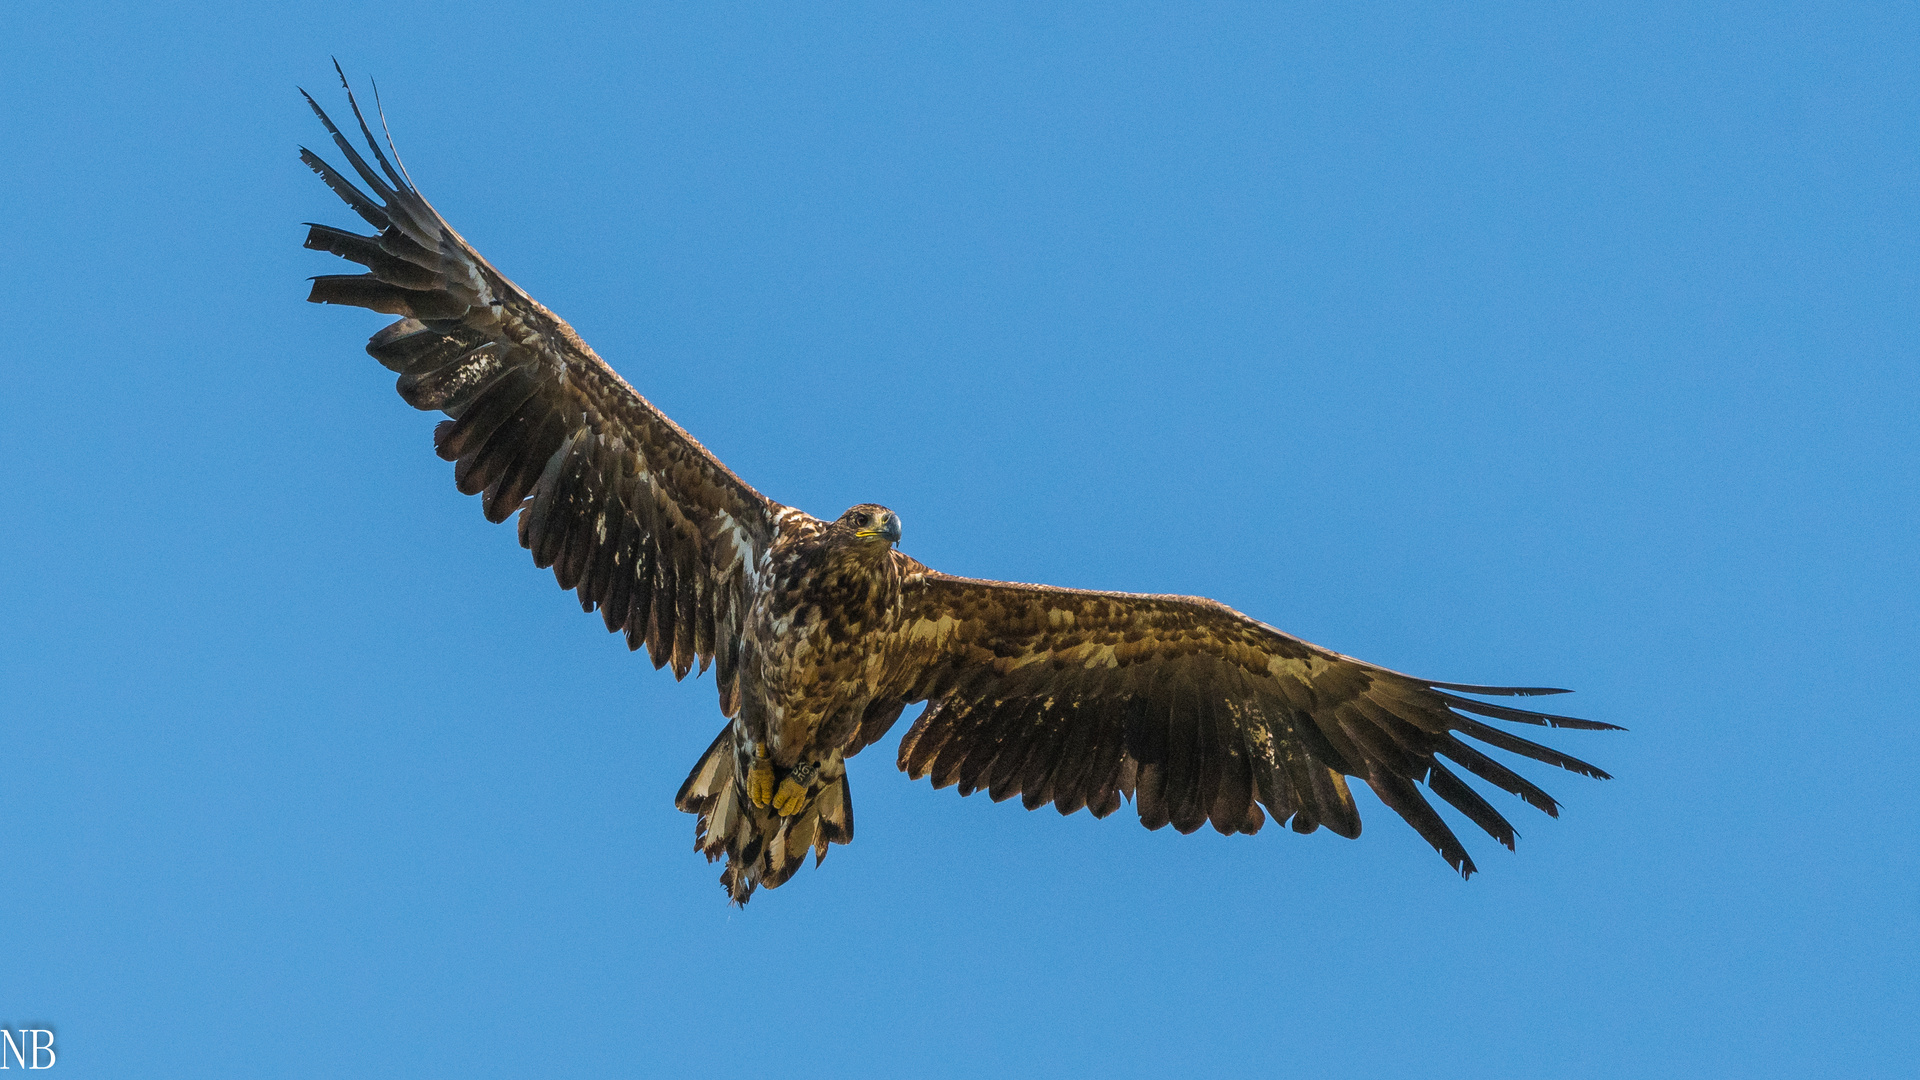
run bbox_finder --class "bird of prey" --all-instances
[300,75,1618,904]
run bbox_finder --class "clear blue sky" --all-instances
[3,3,1914,1077]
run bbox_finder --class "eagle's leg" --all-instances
[746,744,775,808]
[772,759,818,816]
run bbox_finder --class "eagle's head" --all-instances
[832,504,902,548]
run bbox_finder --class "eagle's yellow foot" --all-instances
[746,746,775,808]
[772,777,811,817]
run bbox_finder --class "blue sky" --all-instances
[2,2,1915,1077]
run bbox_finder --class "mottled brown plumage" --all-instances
[302,73,1619,904]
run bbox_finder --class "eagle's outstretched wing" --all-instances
[869,568,1618,876]
[301,74,786,713]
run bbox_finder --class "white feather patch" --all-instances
[710,786,737,841]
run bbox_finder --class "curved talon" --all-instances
[772,777,810,817]
[746,746,775,808]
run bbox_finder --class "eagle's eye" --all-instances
[854,514,869,527]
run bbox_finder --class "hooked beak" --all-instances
[855,512,903,546]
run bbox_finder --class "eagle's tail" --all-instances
[675,726,854,905]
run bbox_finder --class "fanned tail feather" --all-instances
[675,728,853,905]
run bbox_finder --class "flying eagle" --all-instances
[300,77,1618,904]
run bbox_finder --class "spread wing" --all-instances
[870,568,1619,877]
[300,73,789,714]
